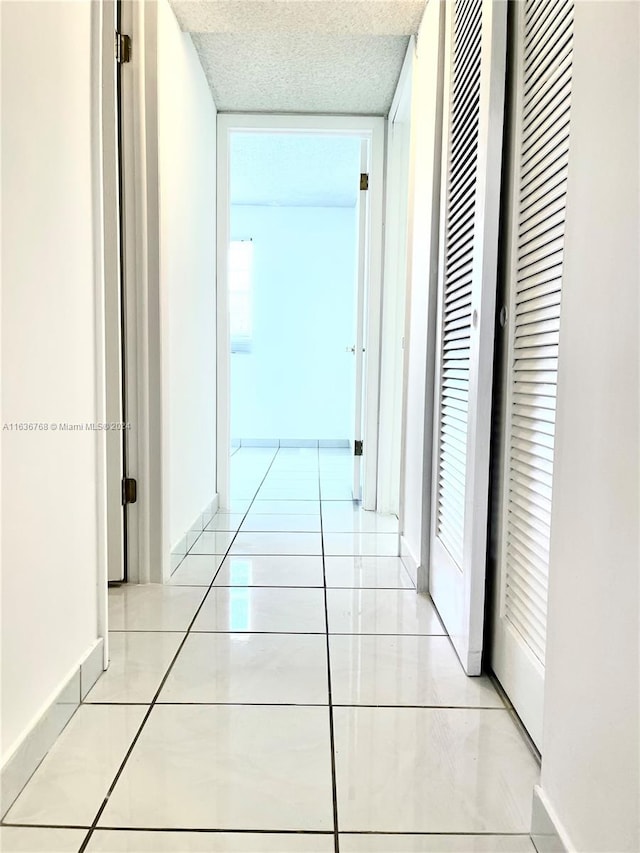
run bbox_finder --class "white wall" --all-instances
[1,0,101,762]
[157,0,218,549]
[539,3,639,851]
[230,204,356,442]
[399,0,443,583]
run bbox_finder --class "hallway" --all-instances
[2,448,538,852]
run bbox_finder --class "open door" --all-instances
[351,139,369,501]
[106,0,129,583]
[429,0,507,674]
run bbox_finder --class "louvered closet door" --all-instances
[491,0,574,749]
[429,0,507,675]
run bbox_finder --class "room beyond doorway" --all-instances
[228,132,359,450]
[216,114,385,512]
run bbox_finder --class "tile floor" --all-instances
[1,448,539,852]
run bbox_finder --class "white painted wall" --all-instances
[157,0,218,549]
[1,0,101,762]
[230,204,356,442]
[399,0,443,584]
[539,3,639,851]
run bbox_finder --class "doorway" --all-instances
[216,115,385,512]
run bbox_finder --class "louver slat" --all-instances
[503,0,573,664]
[436,0,483,568]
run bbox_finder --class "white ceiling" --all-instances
[230,133,361,207]
[169,0,427,115]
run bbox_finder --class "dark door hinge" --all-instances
[354,440,364,457]
[122,477,137,505]
[360,173,369,192]
[116,32,132,64]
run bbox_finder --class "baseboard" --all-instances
[170,494,219,573]
[234,439,350,449]
[1,637,104,818]
[531,785,574,853]
[400,535,419,586]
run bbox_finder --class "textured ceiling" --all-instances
[169,0,426,114]
[231,133,361,207]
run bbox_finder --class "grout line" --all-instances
[318,445,341,853]
[82,701,508,710]
[0,822,534,837]
[79,448,282,852]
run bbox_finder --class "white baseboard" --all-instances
[170,494,219,573]
[233,439,350,449]
[1,638,104,818]
[531,785,574,853]
[400,535,419,586]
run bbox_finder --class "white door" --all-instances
[491,0,575,748]
[107,0,128,582]
[429,0,507,675]
[351,139,369,501]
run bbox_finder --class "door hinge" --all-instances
[122,477,137,505]
[360,173,369,192]
[354,440,364,457]
[115,32,132,64]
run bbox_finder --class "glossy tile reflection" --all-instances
[334,707,539,833]
[99,705,334,830]
[3,447,539,847]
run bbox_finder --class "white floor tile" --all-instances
[321,505,398,533]
[109,586,207,631]
[324,556,414,589]
[327,589,445,635]
[230,532,322,555]
[251,499,320,514]
[85,632,184,704]
[169,554,224,586]
[333,707,539,833]
[323,533,399,557]
[5,705,146,826]
[228,498,252,513]
[193,587,326,633]
[189,531,235,555]
[258,486,320,500]
[0,828,85,853]
[87,831,335,852]
[241,514,321,532]
[205,513,246,531]
[319,484,356,500]
[330,635,503,707]
[213,555,324,587]
[98,705,334,830]
[158,633,328,704]
[339,835,537,852]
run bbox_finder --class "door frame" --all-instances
[216,113,385,511]
[378,38,415,517]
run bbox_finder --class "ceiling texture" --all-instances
[169,0,428,115]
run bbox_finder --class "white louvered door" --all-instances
[491,0,574,749]
[429,0,507,675]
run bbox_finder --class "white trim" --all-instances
[377,37,414,515]
[170,494,219,573]
[93,0,117,659]
[119,0,169,582]
[0,639,104,819]
[216,113,385,511]
[531,786,575,853]
[400,535,419,587]
[397,0,446,594]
